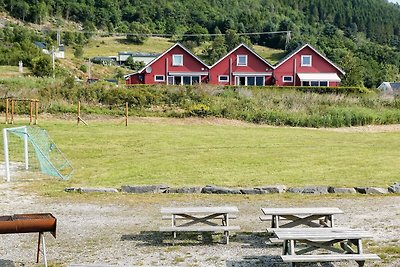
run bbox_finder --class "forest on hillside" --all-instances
[0,0,400,87]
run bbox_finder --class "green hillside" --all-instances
[0,0,400,87]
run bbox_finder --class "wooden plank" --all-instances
[162,214,237,220]
[159,226,240,232]
[261,207,343,216]
[259,215,272,221]
[281,254,380,262]
[161,206,239,214]
[271,228,373,239]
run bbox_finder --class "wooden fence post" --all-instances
[77,101,81,125]
[11,99,14,124]
[5,98,9,124]
[30,100,33,125]
[35,100,39,125]
[125,102,128,127]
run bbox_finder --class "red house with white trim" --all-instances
[273,43,345,87]
[209,43,274,86]
[125,43,209,85]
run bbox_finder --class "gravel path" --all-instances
[0,181,399,267]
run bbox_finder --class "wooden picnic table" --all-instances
[160,206,240,244]
[261,207,343,228]
[271,228,380,267]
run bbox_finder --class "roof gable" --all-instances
[275,43,345,75]
[210,43,274,69]
[137,43,209,73]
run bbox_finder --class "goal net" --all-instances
[3,126,74,181]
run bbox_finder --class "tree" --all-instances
[182,24,209,46]
[338,52,364,87]
[126,22,151,44]
[206,27,227,64]
[125,56,145,70]
[74,46,84,58]
[225,29,241,51]
[31,56,52,77]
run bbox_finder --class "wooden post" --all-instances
[30,100,33,125]
[5,98,9,124]
[11,99,14,124]
[35,100,39,125]
[77,101,80,125]
[125,102,128,127]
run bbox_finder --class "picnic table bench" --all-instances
[261,207,343,229]
[271,228,380,267]
[160,206,240,244]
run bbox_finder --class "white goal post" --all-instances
[3,126,29,182]
[3,126,73,182]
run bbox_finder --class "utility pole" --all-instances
[52,46,55,79]
[88,57,91,80]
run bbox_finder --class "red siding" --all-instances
[210,46,274,85]
[125,73,144,85]
[274,46,342,87]
[126,45,208,85]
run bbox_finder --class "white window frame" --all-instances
[237,55,248,66]
[170,75,201,85]
[218,75,229,82]
[154,75,165,82]
[235,76,265,86]
[301,55,312,67]
[301,80,330,87]
[172,54,183,66]
[283,76,293,82]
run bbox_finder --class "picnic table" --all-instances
[160,206,240,244]
[271,228,380,267]
[261,207,343,228]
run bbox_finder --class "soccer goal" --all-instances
[3,126,74,181]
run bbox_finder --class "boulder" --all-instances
[287,187,303,193]
[301,186,329,194]
[240,188,266,194]
[287,186,329,194]
[64,187,78,192]
[328,187,357,194]
[167,187,202,194]
[388,182,400,193]
[355,187,388,194]
[78,187,118,193]
[121,184,169,193]
[256,185,286,193]
[201,185,241,194]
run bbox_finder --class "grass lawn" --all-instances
[253,45,287,64]
[2,118,399,190]
[77,36,173,59]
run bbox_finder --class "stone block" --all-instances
[388,182,400,193]
[78,187,118,193]
[167,187,202,194]
[257,185,286,193]
[328,187,357,194]
[121,184,169,193]
[201,185,241,194]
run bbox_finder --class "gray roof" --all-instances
[118,52,160,57]
[390,82,400,90]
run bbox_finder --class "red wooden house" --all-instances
[273,43,345,87]
[209,43,274,86]
[125,43,209,85]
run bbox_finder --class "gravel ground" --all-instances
[0,181,399,267]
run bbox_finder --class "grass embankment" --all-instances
[2,119,399,191]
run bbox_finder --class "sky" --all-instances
[388,0,400,3]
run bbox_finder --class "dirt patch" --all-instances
[0,181,398,267]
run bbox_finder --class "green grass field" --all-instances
[77,36,174,59]
[65,36,287,65]
[2,118,399,190]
